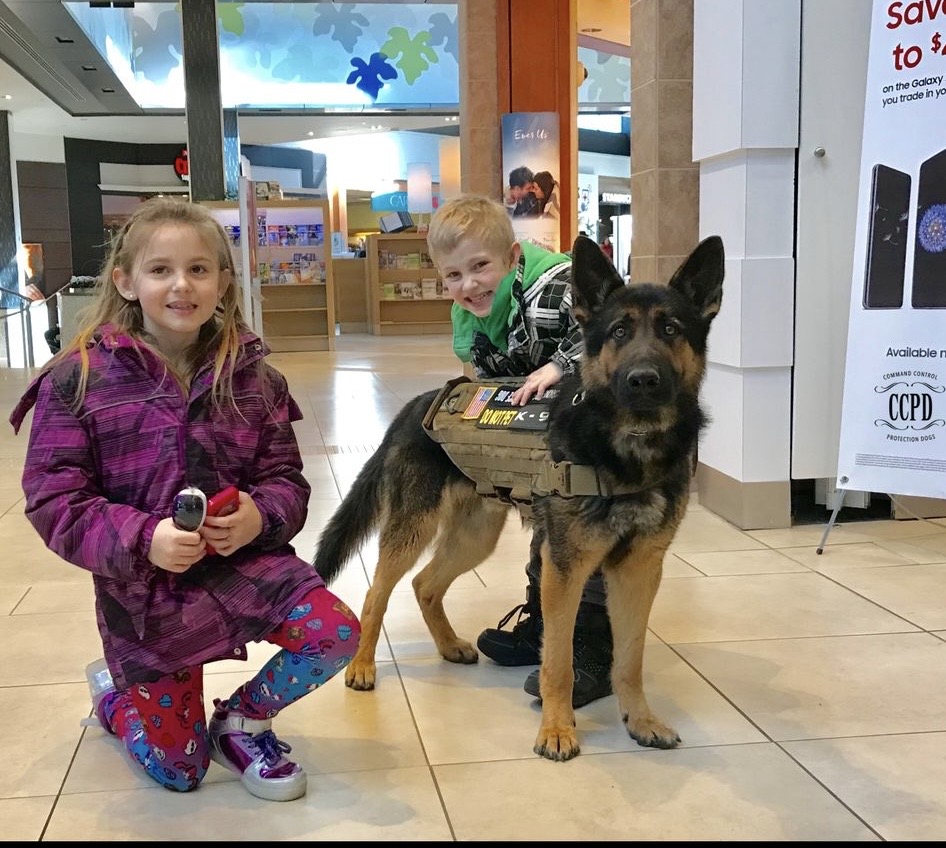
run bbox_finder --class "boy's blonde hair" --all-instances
[426,194,516,266]
[49,197,247,410]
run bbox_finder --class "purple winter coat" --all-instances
[10,326,325,690]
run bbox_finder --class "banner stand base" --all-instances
[816,488,847,555]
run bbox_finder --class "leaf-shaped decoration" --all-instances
[380,26,439,85]
[218,2,245,37]
[426,12,458,63]
[346,52,398,100]
[312,2,370,53]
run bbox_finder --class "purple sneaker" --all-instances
[208,701,306,802]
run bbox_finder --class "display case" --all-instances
[366,232,451,335]
[203,197,336,352]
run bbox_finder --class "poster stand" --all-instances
[815,489,847,555]
[829,2,946,538]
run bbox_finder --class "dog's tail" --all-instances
[313,447,385,584]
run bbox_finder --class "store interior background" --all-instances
[5,2,928,528]
[0,0,633,368]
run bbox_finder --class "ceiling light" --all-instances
[307,131,314,136]
[101,87,115,93]
[2,94,12,100]
[55,36,74,44]
[82,65,97,72]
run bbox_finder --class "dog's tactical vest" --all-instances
[422,376,643,517]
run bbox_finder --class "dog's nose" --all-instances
[627,368,661,393]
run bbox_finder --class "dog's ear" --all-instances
[570,234,625,325]
[667,235,725,320]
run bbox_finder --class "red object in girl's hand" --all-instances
[207,485,239,517]
[205,486,239,555]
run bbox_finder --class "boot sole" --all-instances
[210,746,307,802]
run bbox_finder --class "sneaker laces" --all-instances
[250,730,293,768]
[495,582,542,633]
[496,602,528,630]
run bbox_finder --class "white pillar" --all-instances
[692,0,801,528]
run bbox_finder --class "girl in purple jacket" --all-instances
[10,197,361,802]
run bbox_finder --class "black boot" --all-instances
[477,578,543,666]
[523,601,613,708]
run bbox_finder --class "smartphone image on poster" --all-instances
[863,164,910,309]
[911,148,946,308]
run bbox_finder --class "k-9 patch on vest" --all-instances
[470,385,557,431]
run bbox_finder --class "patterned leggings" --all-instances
[101,585,360,792]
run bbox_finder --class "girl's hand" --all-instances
[510,362,564,406]
[200,490,263,557]
[148,517,206,573]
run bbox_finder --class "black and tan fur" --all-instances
[314,234,725,761]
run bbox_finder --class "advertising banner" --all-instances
[500,112,561,251]
[836,0,946,499]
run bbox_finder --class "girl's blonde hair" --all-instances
[426,194,516,266]
[49,197,247,409]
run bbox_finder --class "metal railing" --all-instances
[0,286,47,368]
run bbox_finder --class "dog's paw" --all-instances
[344,662,377,691]
[533,726,581,761]
[440,639,478,665]
[623,713,681,749]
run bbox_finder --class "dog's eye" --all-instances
[611,325,627,340]
[662,322,678,337]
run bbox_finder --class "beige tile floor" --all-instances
[2,333,946,840]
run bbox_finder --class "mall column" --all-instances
[180,0,226,202]
[458,0,578,249]
[0,111,17,298]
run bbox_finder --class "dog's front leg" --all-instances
[605,537,681,749]
[533,539,604,761]
[345,578,392,690]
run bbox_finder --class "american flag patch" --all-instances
[462,386,497,419]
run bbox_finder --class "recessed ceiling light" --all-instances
[55,36,74,44]
[307,131,314,137]
[101,88,115,94]
[2,94,12,100]
[82,65,97,72]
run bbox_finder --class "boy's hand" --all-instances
[510,362,563,406]
[148,517,206,573]
[200,490,263,557]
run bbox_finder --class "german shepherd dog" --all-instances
[314,234,724,761]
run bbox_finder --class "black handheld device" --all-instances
[863,163,911,309]
[172,487,207,532]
